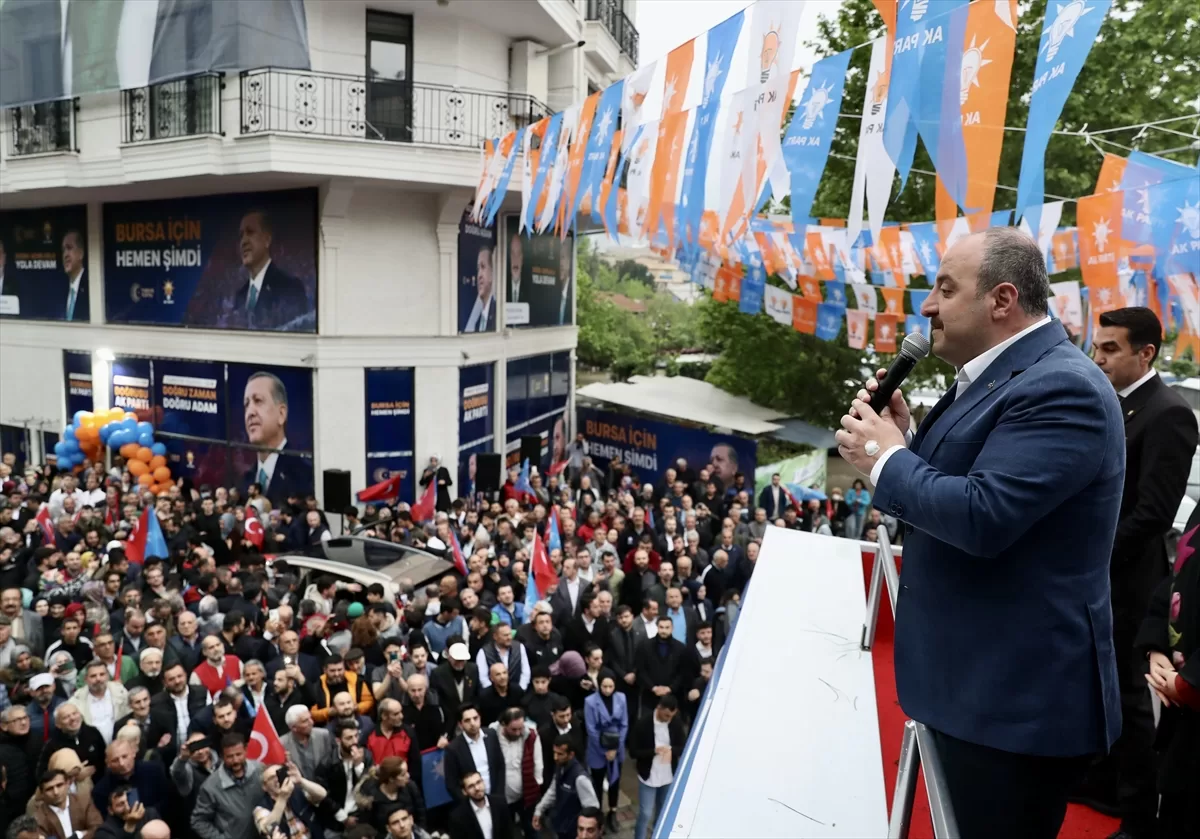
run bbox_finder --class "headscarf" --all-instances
[549,650,585,679]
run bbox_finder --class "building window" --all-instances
[366,10,413,142]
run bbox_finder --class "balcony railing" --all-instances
[121,72,223,144]
[587,0,640,67]
[239,68,553,148]
[7,98,77,157]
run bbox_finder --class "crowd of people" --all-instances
[0,443,846,839]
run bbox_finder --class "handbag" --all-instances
[599,731,620,750]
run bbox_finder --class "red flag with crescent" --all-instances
[244,512,265,549]
[247,704,287,765]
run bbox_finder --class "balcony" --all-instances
[239,68,553,149]
[121,73,224,144]
[6,98,77,157]
[586,0,639,73]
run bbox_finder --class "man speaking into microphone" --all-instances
[835,228,1125,839]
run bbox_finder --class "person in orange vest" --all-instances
[311,654,373,723]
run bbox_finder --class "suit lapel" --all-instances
[914,321,1069,460]
[1120,374,1161,425]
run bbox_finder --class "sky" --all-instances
[634,0,841,74]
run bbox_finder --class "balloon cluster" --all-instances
[55,408,173,495]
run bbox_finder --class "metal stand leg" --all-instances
[861,548,885,651]
[915,723,960,839]
[888,720,919,839]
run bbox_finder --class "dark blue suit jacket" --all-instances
[873,320,1124,758]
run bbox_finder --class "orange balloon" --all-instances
[136,447,153,463]
[149,455,167,470]
[128,460,148,477]
[120,443,140,459]
[124,412,138,422]
[154,483,172,496]
[138,473,154,487]
[78,427,97,442]
[153,466,171,482]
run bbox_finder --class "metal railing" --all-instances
[861,530,959,839]
[7,98,77,156]
[121,72,223,143]
[239,68,553,148]
[586,0,640,66]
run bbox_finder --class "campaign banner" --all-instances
[103,188,318,333]
[577,406,757,491]
[154,358,225,442]
[63,350,95,420]
[458,363,495,494]
[226,363,315,504]
[1,205,89,322]
[505,351,570,470]
[110,357,153,420]
[755,450,828,494]
[365,368,416,504]
[458,208,497,333]
[503,215,573,328]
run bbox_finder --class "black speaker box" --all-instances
[520,435,542,468]
[476,453,502,493]
[323,469,352,513]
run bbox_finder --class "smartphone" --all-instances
[126,789,139,807]
[388,651,400,663]
[275,766,288,784]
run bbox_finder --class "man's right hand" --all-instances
[855,368,911,436]
[624,672,636,685]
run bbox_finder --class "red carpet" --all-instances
[860,552,1119,839]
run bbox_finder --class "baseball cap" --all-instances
[30,672,55,690]
[446,642,471,662]
[106,540,125,552]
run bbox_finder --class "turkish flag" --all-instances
[410,479,437,524]
[244,514,264,549]
[247,705,287,765]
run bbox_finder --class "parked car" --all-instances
[270,536,452,606]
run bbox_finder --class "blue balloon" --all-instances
[151,443,167,456]
[99,425,113,443]
[64,439,80,454]
[122,418,138,432]
[138,431,155,447]
[54,442,67,459]
[73,411,87,427]
[110,430,129,448]
[137,422,154,436]
[63,426,77,441]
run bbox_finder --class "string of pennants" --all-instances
[471,0,1200,352]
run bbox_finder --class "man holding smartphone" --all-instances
[94,785,158,839]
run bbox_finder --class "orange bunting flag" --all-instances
[877,227,907,288]
[961,0,1018,217]
[880,287,906,317]
[557,92,600,237]
[847,309,869,349]
[1051,230,1078,271]
[1076,191,1123,291]
[799,276,822,301]
[875,313,899,352]
[1094,154,1126,194]
[793,295,818,334]
[807,232,835,280]
[596,128,623,234]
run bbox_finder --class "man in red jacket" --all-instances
[188,635,241,700]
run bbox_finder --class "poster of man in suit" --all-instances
[104,187,317,332]
[459,206,497,333]
[228,365,314,505]
[503,216,573,328]
[0,205,90,322]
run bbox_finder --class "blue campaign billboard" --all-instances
[577,406,758,492]
[458,363,494,495]
[64,350,94,420]
[503,215,573,328]
[458,207,497,333]
[105,356,313,503]
[103,188,318,332]
[1,205,90,322]
[226,363,315,504]
[365,368,416,504]
[505,351,570,470]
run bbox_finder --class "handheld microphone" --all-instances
[867,331,931,413]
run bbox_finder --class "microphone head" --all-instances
[899,331,931,361]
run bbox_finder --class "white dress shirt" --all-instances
[871,317,1054,486]
[89,688,116,743]
[246,259,271,307]
[50,801,74,839]
[646,717,673,788]
[465,730,492,793]
[172,691,191,743]
[1118,368,1156,399]
[472,796,494,839]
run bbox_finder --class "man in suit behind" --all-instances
[757,473,790,520]
[233,209,308,331]
[837,228,1125,839]
[448,770,512,839]
[442,703,505,806]
[32,767,103,839]
[1079,306,1198,837]
[463,244,497,333]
